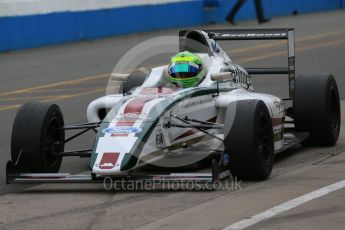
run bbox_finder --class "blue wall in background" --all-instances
[0,1,204,52]
[0,0,344,52]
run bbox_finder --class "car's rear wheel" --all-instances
[11,102,65,173]
[294,74,340,146]
[224,100,274,180]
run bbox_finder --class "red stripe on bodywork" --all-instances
[173,130,196,141]
[99,152,120,169]
[111,133,129,137]
[110,88,178,137]
[207,116,217,123]
[115,121,135,127]
[123,98,153,114]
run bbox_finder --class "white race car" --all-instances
[7,29,341,185]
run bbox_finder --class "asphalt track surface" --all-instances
[0,10,345,230]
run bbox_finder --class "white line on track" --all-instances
[223,179,345,230]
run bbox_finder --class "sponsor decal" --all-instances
[100,163,114,168]
[103,126,142,134]
[211,40,220,53]
[273,126,284,142]
[219,170,230,179]
[115,113,151,121]
[222,152,230,166]
[156,127,164,148]
[273,101,284,114]
[99,152,120,169]
[217,33,287,38]
[288,57,296,95]
[122,112,146,119]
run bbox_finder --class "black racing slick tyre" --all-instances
[294,74,340,146]
[11,102,65,173]
[224,100,274,180]
[119,75,146,94]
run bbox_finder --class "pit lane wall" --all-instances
[0,0,344,52]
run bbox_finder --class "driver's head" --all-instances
[168,51,205,88]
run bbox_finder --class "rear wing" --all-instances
[206,28,295,99]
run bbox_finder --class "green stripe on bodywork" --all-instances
[121,153,138,171]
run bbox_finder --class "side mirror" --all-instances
[110,73,130,82]
[110,73,130,96]
[210,72,235,82]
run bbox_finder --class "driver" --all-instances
[168,51,205,88]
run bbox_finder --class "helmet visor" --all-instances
[169,62,201,79]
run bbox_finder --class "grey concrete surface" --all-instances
[134,150,345,230]
[0,10,345,230]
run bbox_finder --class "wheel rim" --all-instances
[44,117,63,168]
[258,113,272,160]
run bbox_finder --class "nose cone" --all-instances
[91,87,179,175]
[92,135,139,175]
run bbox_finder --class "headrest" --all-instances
[180,30,211,54]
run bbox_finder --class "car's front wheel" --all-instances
[224,100,274,180]
[11,102,65,173]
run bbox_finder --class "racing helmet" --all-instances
[168,51,205,88]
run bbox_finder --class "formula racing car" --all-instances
[6,28,341,185]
